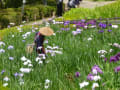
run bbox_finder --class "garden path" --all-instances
[79,0,115,8]
[25,17,55,25]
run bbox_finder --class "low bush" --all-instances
[0,5,55,29]
[0,8,21,29]
[27,0,57,7]
[0,15,10,29]
[24,6,40,21]
[47,0,57,6]
[23,5,55,21]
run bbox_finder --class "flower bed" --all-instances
[1,19,120,89]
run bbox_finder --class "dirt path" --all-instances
[25,17,55,25]
[79,1,115,8]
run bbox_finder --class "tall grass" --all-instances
[1,23,120,89]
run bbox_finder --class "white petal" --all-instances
[92,83,99,89]
[20,68,31,73]
[23,62,29,65]
[3,83,8,87]
[45,79,50,83]
[21,56,27,61]
[38,61,43,64]
[3,77,9,81]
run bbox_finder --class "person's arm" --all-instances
[34,32,39,44]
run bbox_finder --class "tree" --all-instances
[0,0,5,8]
[5,0,22,8]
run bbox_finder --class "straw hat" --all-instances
[39,27,54,36]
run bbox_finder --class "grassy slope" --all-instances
[63,0,120,20]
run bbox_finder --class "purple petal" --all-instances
[75,72,80,77]
[87,73,94,81]
[114,66,120,73]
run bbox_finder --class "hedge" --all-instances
[27,0,57,7]
[0,8,21,29]
[0,5,56,29]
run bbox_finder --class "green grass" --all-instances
[63,0,120,20]
[1,23,120,89]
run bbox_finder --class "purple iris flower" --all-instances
[104,58,107,62]
[114,52,120,61]
[76,23,81,26]
[108,30,112,32]
[92,65,103,74]
[64,21,70,26]
[75,72,80,77]
[14,72,19,77]
[64,23,68,26]
[102,24,107,28]
[87,73,94,81]
[81,19,85,23]
[1,70,5,74]
[114,66,120,73]
[98,22,102,27]
[87,20,96,25]
[22,40,26,42]
[8,25,10,28]
[65,28,70,31]
[98,30,104,33]
[80,23,85,28]
[110,56,118,63]
[78,21,81,24]
[109,24,112,26]
[98,23,107,28]
[61,28,64,30]
[116,52,120,57]
[73,21,77,24]
[9,57,14,60]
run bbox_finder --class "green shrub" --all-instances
[0,15,10,29]
[23,5,55,21]
[0,5,56,29]
[36,5,56,18]
[27,0,57,7]
[24,6,39,21]
[47,0,57,6]
[42,6,55,17]
[0,8,21,29]
[5,0,22,8]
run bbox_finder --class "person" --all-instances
[67,0,76,10]
[67,0,82,9]
[34,27,54,55]
[75,0,80,8]
[43,0,47,5]
[35,32,45,54]
[56,0,63,17]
